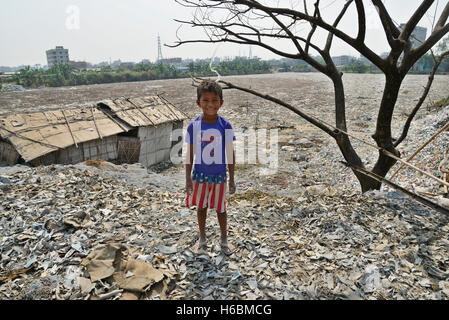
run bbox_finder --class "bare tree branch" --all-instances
[401,25,449,75]
[215,79,336,137]
[170,19,304,59]
[435,0,449,28]
[354,0,366,44]
[265,7,306,57]
[230,0,386,70]
[394,50,449,147]
[173,0,448,194]
[399,0,435,44]
[260,2,330,74]
[400,1,449,74]
[324,0,354,53]
[371,0,401,50]
[304,1,321,54]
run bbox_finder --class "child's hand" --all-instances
[229,179,236,194]
[186,178,193,195]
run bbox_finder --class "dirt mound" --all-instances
[82,159,117,170]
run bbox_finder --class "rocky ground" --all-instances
[0,73,449,300]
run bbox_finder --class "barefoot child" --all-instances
[185,79,236,255]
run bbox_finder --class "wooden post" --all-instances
[91,107,103,140]
[61,109,78,148]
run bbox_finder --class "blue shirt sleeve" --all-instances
[224,120,236,143]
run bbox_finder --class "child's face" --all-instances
[197,91,223,118]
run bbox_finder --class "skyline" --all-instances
[0,0,446,67]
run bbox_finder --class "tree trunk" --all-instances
[330,72,380,193]
[367,72,404,190]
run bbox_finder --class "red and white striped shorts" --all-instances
[186,180,227,213]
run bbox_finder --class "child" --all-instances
[185,79,236,255]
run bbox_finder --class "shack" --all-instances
[0,95,186,167]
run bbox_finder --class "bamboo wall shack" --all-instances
[0,95,186,167]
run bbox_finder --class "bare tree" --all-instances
[170,0,449,193]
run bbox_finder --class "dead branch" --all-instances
[324,0,354,54]
[347,165,449,216]
[399,0,435,45]
[400,1,449,75]
[354,0,366,44]
[391,120,449,180]
[395,50,449,147]
[217,78,336,137]
[192,75,449,190]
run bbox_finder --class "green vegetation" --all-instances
[343,60,366,73]
[5,38,448,89]
[216,58,271,75]
[413,35,449,73]
[342,36,449,74]
[6,63,184,88]
[5,58,272,89]
[187,58,271,76]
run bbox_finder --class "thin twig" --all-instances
[395,50,449,147]
[391,120,449,180]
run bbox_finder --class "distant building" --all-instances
[399,24,427,72]
[95,62,110,68]
[68,61,88,70]
[0,66,15,73]
[399,24,427,48]
[111,60,122,68]
[31,64,42,70]
[332,55,355,66]
[160,57,182,65]
[46,46,70,67]
[120,62,136,69]
[159,57,186,70]
[359,55,372,65]
[0,71,16,79]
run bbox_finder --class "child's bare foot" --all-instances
[220,242,235,256]
[194,239,207,253]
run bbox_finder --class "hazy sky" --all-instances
[0,0,446,66]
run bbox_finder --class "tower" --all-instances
[157,34,164,62]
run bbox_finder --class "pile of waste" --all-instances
[1,84,26,92]
[1,162,449,300]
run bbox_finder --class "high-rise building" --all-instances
[331,55,355,66]
[398,24,428,72]
[46,46,70,67]
[399,24,427,48]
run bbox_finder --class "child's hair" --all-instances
[197,79,223,100]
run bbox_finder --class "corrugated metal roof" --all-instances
[0,95,186,163]
[98,96,186,127]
